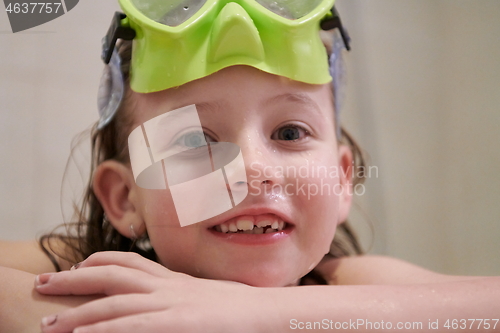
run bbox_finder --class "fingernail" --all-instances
[71,262,82,270]
[41,314,57,327]
[35,273,53,287]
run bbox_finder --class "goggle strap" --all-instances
[102,12,136,64]
[321,6,351,51]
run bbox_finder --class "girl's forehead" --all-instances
[131,66,334,124]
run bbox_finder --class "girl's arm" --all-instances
[317,254,487,285]
[273,277,500,332]
[33,252,500,333]
[0,266,97,333]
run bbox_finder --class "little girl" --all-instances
[1,1,499,332]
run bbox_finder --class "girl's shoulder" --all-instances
[0,239,72,274]
[315,255,473,285]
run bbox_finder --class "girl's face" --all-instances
[129,66,352,287]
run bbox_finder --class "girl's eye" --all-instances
[176,131,216,149]
[272,125,309,141]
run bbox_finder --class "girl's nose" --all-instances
[236,137,284,194]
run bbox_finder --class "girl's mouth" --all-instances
[210,214,288,235]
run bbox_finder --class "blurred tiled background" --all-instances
[1,0,499,276]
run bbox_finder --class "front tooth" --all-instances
[265,228,275,234]
[257,220,272,228]
[253,227,264,234]
[237,219,254,231]
[243,230,253,234]
[278,220,285,231]
[220,224,229,233]
[271,221,279,230]
[229,222,238,232]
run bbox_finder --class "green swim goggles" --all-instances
[102,0,350,93]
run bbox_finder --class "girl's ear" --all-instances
[337,144,354,224]
[93,161,145,239]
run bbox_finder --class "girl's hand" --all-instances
[35,252,280,333]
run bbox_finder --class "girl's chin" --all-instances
[244,278,300,288]
[206,268,303,288]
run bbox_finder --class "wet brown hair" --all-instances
[39,39,366,284]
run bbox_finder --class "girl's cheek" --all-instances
[284,156,341,203]
[290,158,341,249]
[142,190,180,227]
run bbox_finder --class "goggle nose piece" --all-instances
[208,2,265,64]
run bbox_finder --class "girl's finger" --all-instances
[35,265,163,296]
[40,293,167,333]
[76,252,177,279]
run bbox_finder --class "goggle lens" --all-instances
[130,0,326,27]
[255,0,324,19]
[131,0,207,26]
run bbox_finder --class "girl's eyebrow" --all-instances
[193,93,321,115]
[264,92,322,115]
[195,100,227,113]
